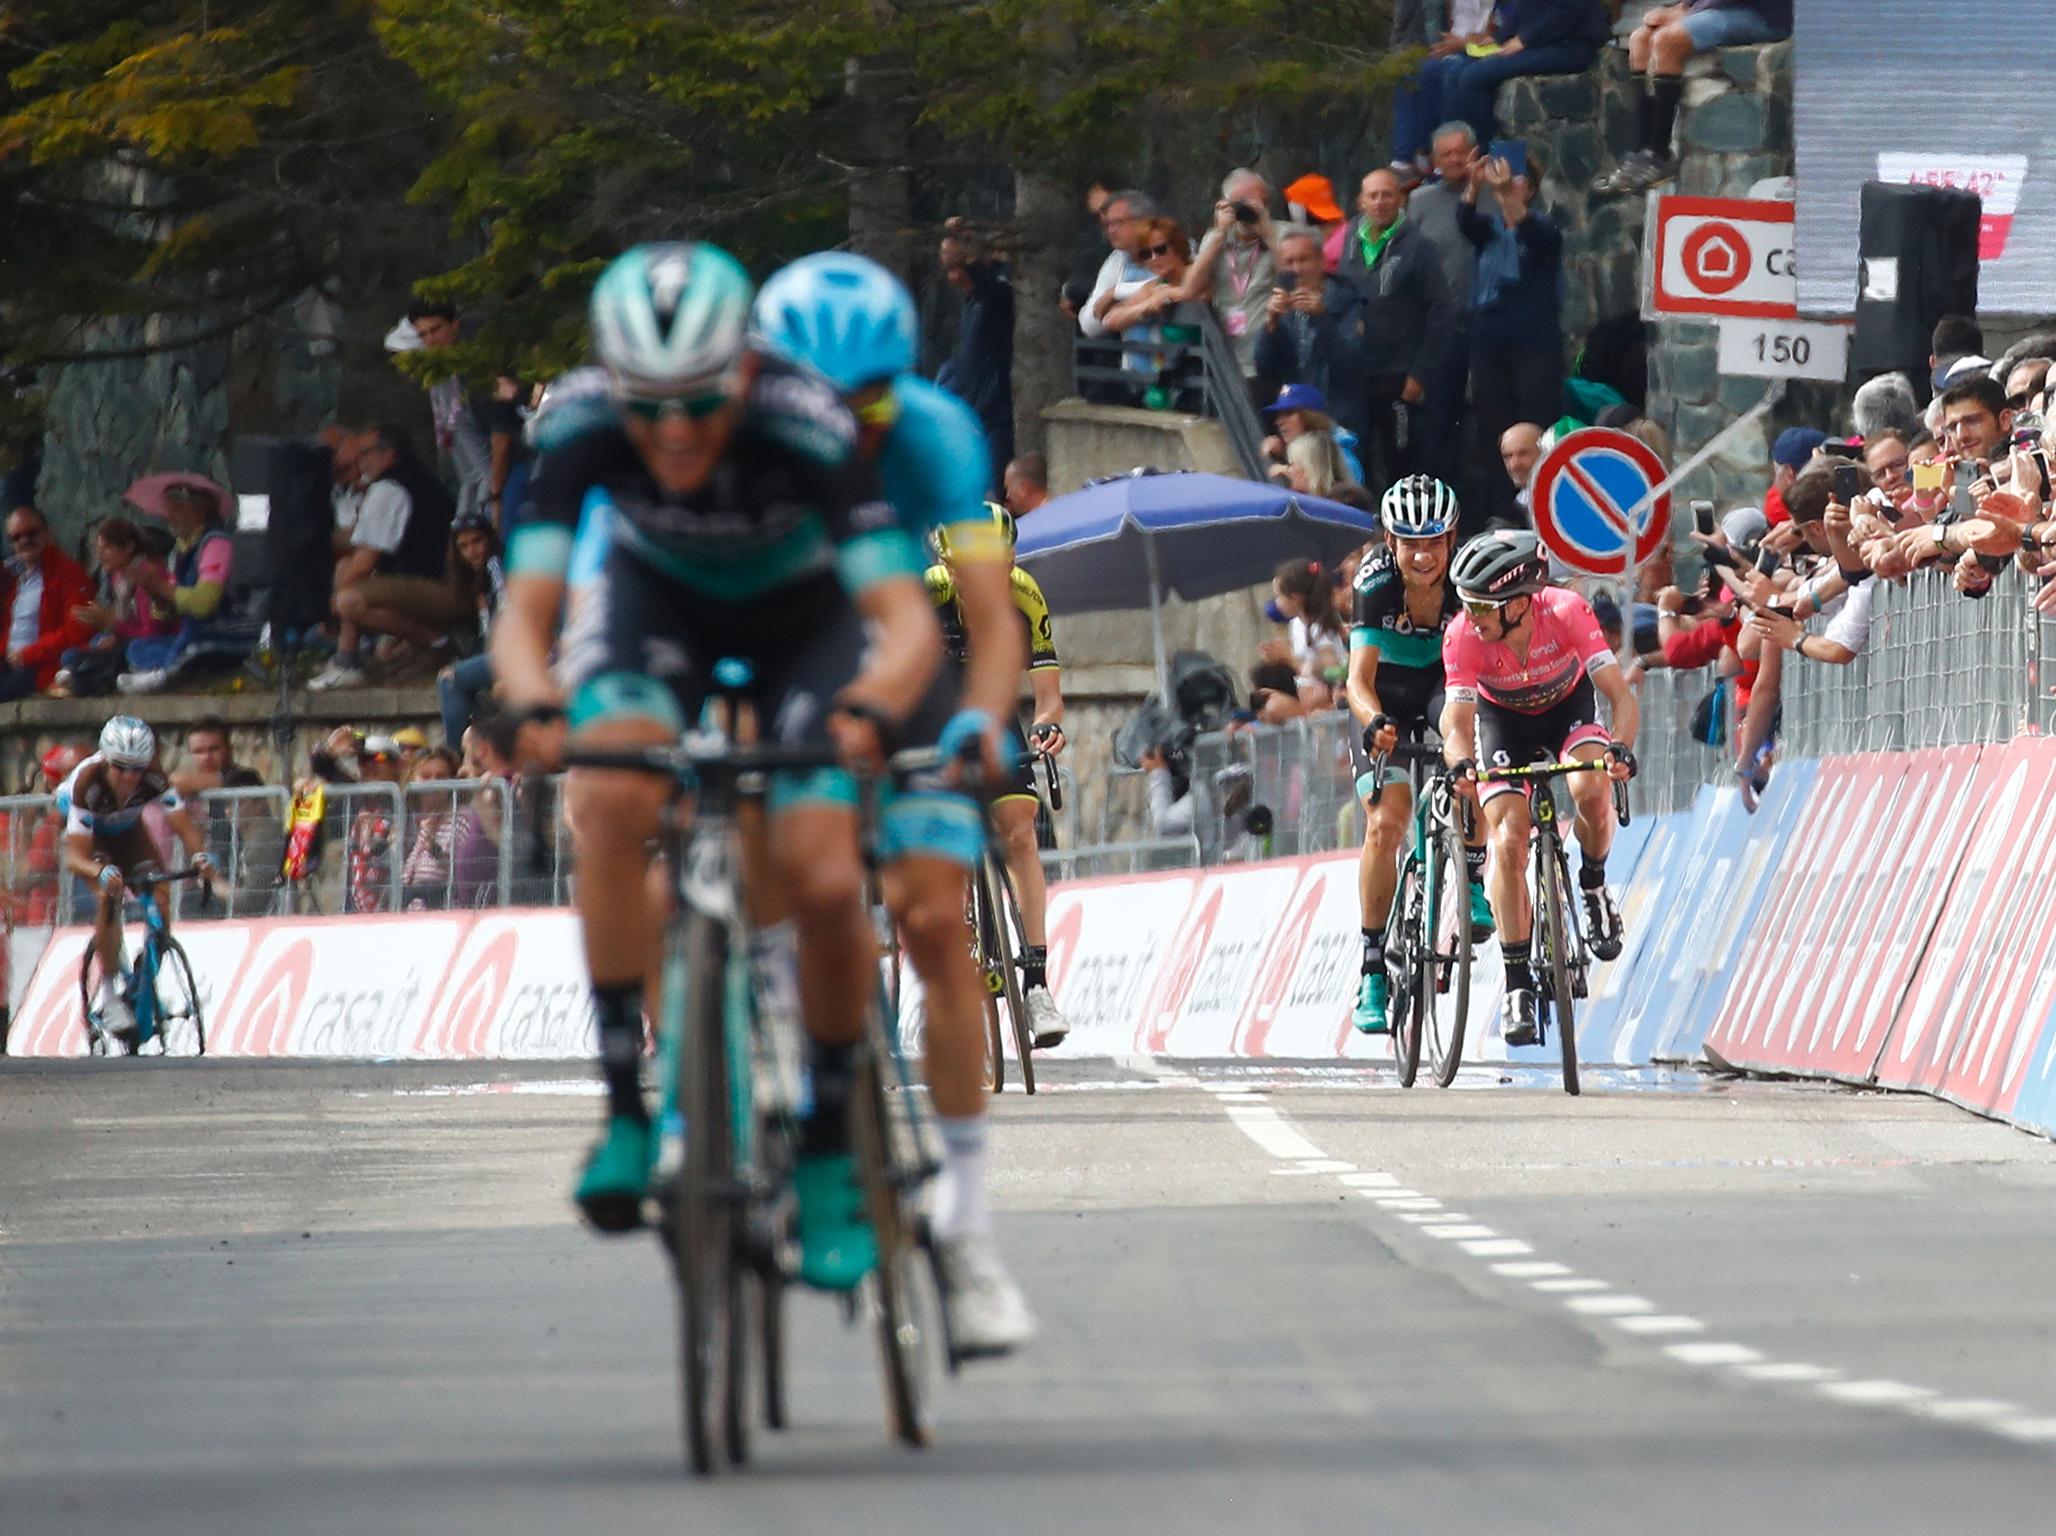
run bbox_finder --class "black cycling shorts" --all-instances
[1346,684,1446,798]
[1476,675,1611,803]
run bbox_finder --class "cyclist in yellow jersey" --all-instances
[926,503,1071,1047]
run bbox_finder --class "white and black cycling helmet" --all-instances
[99,715,156,769]
[589,242,754,398]
[1450,528,1548,601]
[1380,474,1460,538]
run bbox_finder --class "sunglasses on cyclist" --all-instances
[1462,597,1510,620]
[620,389,732,423]
[855,392,901,427]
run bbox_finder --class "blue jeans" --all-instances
[1392,54,1467,163]
[438,651,496,746]
[125,630,189,674]
[1680,7,1789,49]
[1441,42,1599,144]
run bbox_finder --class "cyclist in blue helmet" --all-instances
[497,244,976,1328]
[754,249,1035,1350]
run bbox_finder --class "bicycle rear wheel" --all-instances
[1537,840,1580,1097]
[1426,815,1473,1089]
[1388,858,1423,1088]
[150,938,206,1057]
[984,856,1036,1096]
[851,1041,936,1447]
[670,910,742,1475]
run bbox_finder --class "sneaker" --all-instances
[1611,149,1676,195]
[115,668,170,695]
[1467,880,1495,943]
[1582,884,1625,962]
[792,1152,876,1290]
[933,1230,1035,1358]
[306,659,366,692]
[1352,970,1390,1035]
[1501,987,1540,1049]
[98,992,140,1053]
[1024,986,1069,1049]
[573,1114,654,1234]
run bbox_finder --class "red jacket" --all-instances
[0,543,95,688]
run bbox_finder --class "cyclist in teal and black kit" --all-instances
[1343,476,1493,1034]
[493,242,1027,1352]
[752,250,1034,1348]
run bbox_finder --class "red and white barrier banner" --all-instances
[1875,738,2056,1116]
[6,909,595,1059]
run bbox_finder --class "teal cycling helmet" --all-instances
[751,251,918,393]
[589,242,754,397]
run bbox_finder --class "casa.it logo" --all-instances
[1143,886,1221,1053]
[416,928,518,1057]
[1235,871,1324,1057]
[216,937,315,1056]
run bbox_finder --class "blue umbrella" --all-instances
[1014,470,1379,692]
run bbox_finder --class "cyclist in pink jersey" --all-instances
[1439,530,1639,1047]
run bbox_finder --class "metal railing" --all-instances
[1071,301,1270,479]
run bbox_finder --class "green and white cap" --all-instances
[589,242,754,397]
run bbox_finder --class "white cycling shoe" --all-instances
[934,1230,1036,1358]
[1024,986,1069,1049]
[98,993,140,1053]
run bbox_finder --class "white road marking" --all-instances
[1180,1063,2056,1455]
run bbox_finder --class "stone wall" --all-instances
[1496,38,1839,519]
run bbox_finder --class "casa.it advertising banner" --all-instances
[5,909,597,1059]
[1794,0,2056,315]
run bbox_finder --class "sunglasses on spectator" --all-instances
[1142,242,1175,258]
[621,389,731,423]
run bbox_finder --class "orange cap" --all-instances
[1283,173,1343,224]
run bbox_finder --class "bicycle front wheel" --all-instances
[984,856,1036,1096]
[852,1043,937,1447]
[1426,816,1472,1089]
[670,910,742,1475]
[151,938,206,1057]
[78,942,125,1056]
[1389,857,1423,1088]
[1537,841,1580,1097]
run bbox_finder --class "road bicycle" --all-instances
[1475,759,1631,1098]
[79,868,210,1057]
[1369,741,1475,1089]
[563,665,948,1476]
[970,744,1062,1097]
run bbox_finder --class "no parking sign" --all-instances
[1529,428,1671,577]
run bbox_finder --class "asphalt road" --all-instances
[6,1056,2056,1534]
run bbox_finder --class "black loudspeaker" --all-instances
[1851,180,1981,380]
[237,436,334,635]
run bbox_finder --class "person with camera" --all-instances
[1343,476,1492,1035]
[1181,169,1280,400]
[1253,227,1366,436]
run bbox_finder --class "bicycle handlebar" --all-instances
[1365,740,1449,806]
[1475,758,1633,826]
[562,739,940,782]
[1036,745,1064,812]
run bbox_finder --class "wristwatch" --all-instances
[1931,524,1951,554]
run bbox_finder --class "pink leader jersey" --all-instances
[1442,586,1617,713]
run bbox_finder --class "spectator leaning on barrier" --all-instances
[1459,143,1565,507]
[174,716,273,909]
[1339,167,1456,498]
[1253,226,1367,431]
[1594,1,1793,197]
[1441,0,1611,149]
[1851,372,1921,446]
[0,505,92,701]
[1185,169,1281,398]
[1079,190,1159,344]
[1101,216,1202,402]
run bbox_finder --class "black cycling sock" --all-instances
[1579,859,1608,891]
[799,1039,855,1156]
[1648,75,1684,156]
[1635,77,1656,147]
[1022,944,1048,991]
[1361,927,1386,975]
[1464,844,1487,884]
[593,982,648,1124]
[1501,940,1534,992]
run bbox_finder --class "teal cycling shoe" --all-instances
[793,1152,877,1290]
[1352,971,1391,1035]
[574,1114,654,1234]
[1468,879,1495,943]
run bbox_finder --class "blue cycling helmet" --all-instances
[751,251,918,393]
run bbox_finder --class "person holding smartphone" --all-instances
[1457,144,1564,507]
